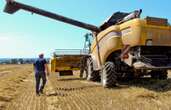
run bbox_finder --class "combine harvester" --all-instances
[4,0,171,88]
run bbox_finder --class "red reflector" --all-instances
[120,44,130,59]
[123,54,129,59]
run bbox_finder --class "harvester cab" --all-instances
[4,0,171,88]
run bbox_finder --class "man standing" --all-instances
[33,53,49,96]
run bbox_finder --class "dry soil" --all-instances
[0,65,171,110]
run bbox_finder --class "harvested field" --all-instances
[0,65,171,110]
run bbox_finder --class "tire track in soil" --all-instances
[5,73,48,110]
[3,70,116,110]
[2,66,171,110]
[74,87,96,110]
[72,93,90,110]
[46,80,74,110]
[77,89,95,110]
[48,73,103,110]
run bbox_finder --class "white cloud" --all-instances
[0,33,30,58]
[0,36,11,41]
[0,33,52,58]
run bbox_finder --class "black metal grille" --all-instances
[140,46,171,66]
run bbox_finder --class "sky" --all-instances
[0,0,171,58]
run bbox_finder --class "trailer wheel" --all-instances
[86,58,100,81]
[101,62,117,88]
[80,56,88,78]
[151,70,168,80]
[80,68,88,79]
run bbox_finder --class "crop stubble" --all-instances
[0,65,171,110]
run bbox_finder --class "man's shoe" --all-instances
[39,89,43,94]
[36,92,40,96]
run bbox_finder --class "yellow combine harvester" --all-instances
[4,0,171,88]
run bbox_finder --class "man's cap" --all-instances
[39,53,44,58]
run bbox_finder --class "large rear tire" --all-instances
[101,62,117,88]
[86,58,100,81]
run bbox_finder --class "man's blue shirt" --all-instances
[34,58,47,73]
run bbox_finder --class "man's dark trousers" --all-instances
[35,71,47,94]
